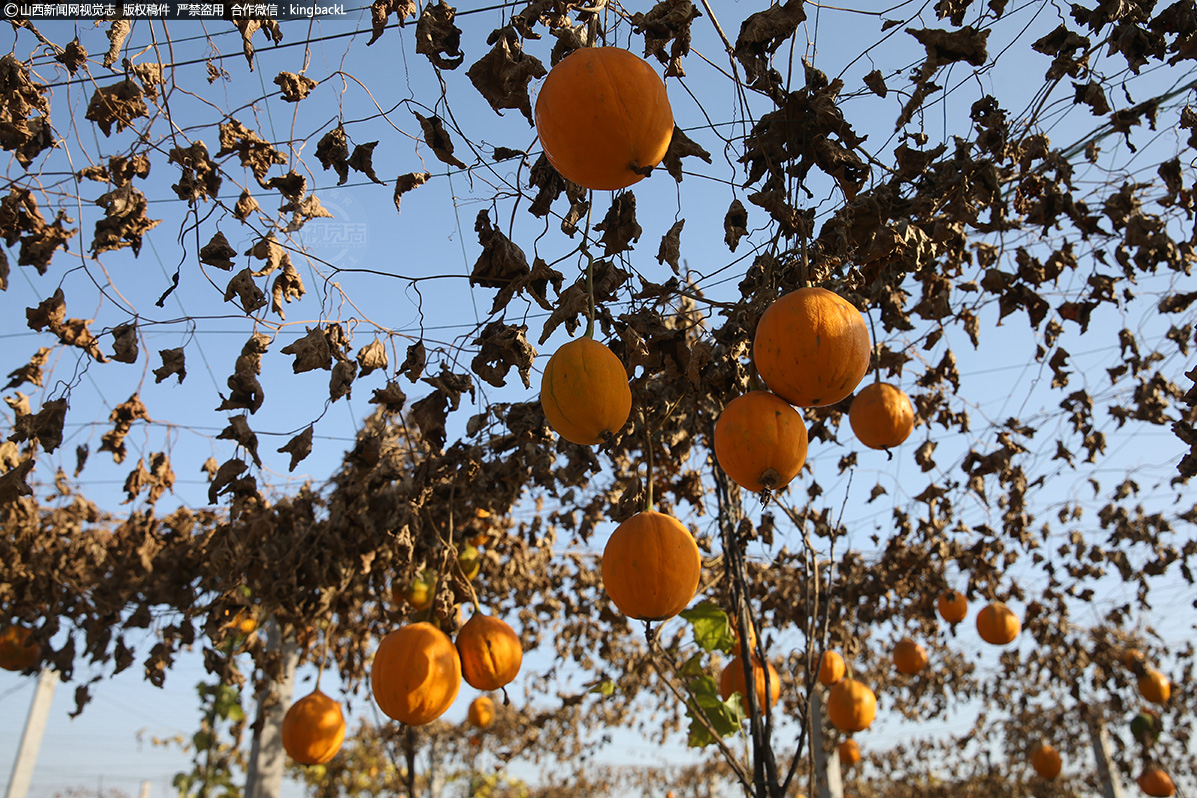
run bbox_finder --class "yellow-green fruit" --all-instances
[540,337,632,445]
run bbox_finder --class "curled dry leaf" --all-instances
[864,69,888,97]
[102,20,131,68]
[0,457,35,504]
[466,26,546,124]
[207,457,248,504]
[99,394,149,464]
[631,0,701,77]
[278,426,314,472]
[280,327,333,374]
[153,348,186,384]
[393,171,431,213]
[199,231,237,271]
[55,38,88,75]
[85,79,148,137]
[168,142,221,203]
[111,322,138,364]
[471,322,536,389]
[10,397,68,454]
[234,19,283,71]
[224,269,267,314]
[401,340,426,382]
[368,381,407,413]
[356,338,388,377]
[724,199,748,252]
[349,142,385,184]
[734,0,807,87]
[330,359,357,402]
[416,1,464,70]
[0,55,54,168]
[595,193,642,257]
[92,183,160,255]
[217,119,286,184]
[217,333,270,414]
[217,415,261,467]
[234,190,260,220]
[5,347,50,390]
[661,126,711,182]
[270,261,305,318]
[472,209,530,298]
[368,0,417,45]
[414,112,467,169]
[316,126,351,185]
[274,71,317,102]
[657,220,684,273]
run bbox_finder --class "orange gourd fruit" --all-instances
[281,689,345,765]
[540,337,632,445]
[936,590,968,624]
[753,287,871,408]
[838,739,861,767]
[534,47,674,191]
[849,383,914,449]
[467,695,495,729]
[0,625,39,671]
[1137,668,1170,704]
[976,601,1020,645]
[1123,647,1146,671]
[827,678,877,733]
[730,615,757,652]
[1138,765,1176,797]
[601,510,701,621]
[713,391,809,492]
[893,638,928,675]
[1030,742,1061,780]
[455,613,523,691]
[371,622,462,725]
[818,651,846,686]
[719,655,781,711]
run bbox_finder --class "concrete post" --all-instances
[809,689,844,798]
[1088,716,1125,798]
[4,668,59,798]
[244,622,300,798]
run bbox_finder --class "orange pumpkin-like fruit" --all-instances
[601,510,701,621]
[281,689,346,765]
[818,651,846,686]
[467,695,495,729]
[753,288,871,408]
[827,678,877,733]
[713,391,809,492]
[849,383,914,449]
[1137,668,1171,704]
[534,47,673,191]
[838,739,861,767]
[1123,647,1146,672]
[936,590,968,624]
[976,602,1020,646]
[0,625,40,671]
[1138,765,1176,797]
[1030,742,1062,779]
[719,655,781,711]
[540,337,632,446]
[371,622,462,725]
[456,613,523,691]
[893,638,928,676]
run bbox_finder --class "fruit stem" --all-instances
[865,308,880,385]
[643,408,655,512]
[582,195,596,339]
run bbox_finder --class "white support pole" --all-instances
[1088,716,1125,798]
[4,667,59,798]
[138,780,152,798]
[809,690,844,798]
[244,622,300,798]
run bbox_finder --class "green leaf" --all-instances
[588,680,616,696]
[678,651,705,678]
[192,730,212,752]
[685,674,745,747]
[680,601,735,653]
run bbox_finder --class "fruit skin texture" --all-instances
[976,602,1020,645]
[818,651,846,686]
[371,622,462,725]
[602,510,702,621]
[456,613,523,691]
[719,655,781,710]
[936,591,968,624]
[534,47,673,191]
[838,739,861,767]
[540,337,632,446]
[849,383,914,449]
[893,638,928,675]
[467,696,495,729]
[714,391,809,492]
[0,625,39,671]
[827,678,877,733]
[753,288,871,408]
[1030,743,1062,779]
[1138,668,1171,704]
[281,689,346,765]
[1138,766,1176,797]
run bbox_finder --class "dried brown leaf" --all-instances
[595,193,642,256]
[414,112,467,169]
[224,269,267,314]
[394,171,431,213]
[280,327,333,373]
[274,71,317,102]
[153,348,186,384]
[368,0,417,45]
[466,26,546,124]
[416,1,464,69]
[278,426,314,472]
[217,414,261,467]
[472,322,536,388]
[85,79,148,137]
[234,19,283,71]
[111,322,138,364]
[357,337,388,377]
[661,125,710,182]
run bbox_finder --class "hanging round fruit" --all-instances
[1137,668,1171,704]
[827,678,877,733]
[718,655,781,711]
[893,638,928,675]
[849,382,915,449]
[534,47,674,191]
[601,510,701,621]
[0,625,39,672]
[371,622,462,726]
[281,689,346,765]
[1137,765,1176,797]
[976,601,1020,645]
[936,590,968,624]
[713,390,809,492]
[540,337,632,446]
[753,287,871,408]
[456,613,523,691]
[467,695,495,729]
[818,650,846,686]
[1030,742,1062,779]
[838,739,861,767]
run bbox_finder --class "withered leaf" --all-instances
[0,457,34,504]
[278,426,313,472]
[330,359,358,402]
[201,457,219,479]
[153,348,186,384]
[122,459,150,504]
[111,322,139,364]
[657,220,684,274]
[200,231,237,271]
[356,337,388,377]
[217,120,287,184]
[224,269,267,314]
[274,71,317,102]
[491,256,562,315]
[92,183,161,256]
[168,142,221,203]
[234,20,283,71]
[416,1,465,69]
[0,56,53,168]
[734,0,806,85]
[471,322,536,388]
[414,112,467,169]
[538,282,590,344]
[56,38,88,75]
[10,397,67,453]
[915,439,937,472]
[369,381,407,413]
[316,126,351,185]
[99,394,149,464]
[394,171,431,213]
[207,457,248,504]
[130,62,163,101]
[74,443,88,477]
[280,327,332,373]
[1073,80,1111,115]
[349,142,385,185]
[0,248,7,291]
[217,414,261,467]
[103,20,131,68]
[57,318,107,362]
[908,26,990,78]
[146,452,175,504]
[472,209,530,291]
[244,232,288,278]
[270,261,305,319]
[368,0,417,45]
[631,0,701,77]
[661,125,710,182]
[864,69,888,97]
[5,347,50,390]
[595,192,642,256]
[466,26,547,124]
[85,79,148,137]
[724,199,748,252]
[401,340,426,382]
[26,288,65,332]
[234,190,260,221]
